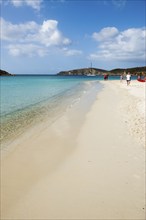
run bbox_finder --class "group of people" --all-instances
[103,72,131,85]
[120,72,131,85]
[104,72,145,85]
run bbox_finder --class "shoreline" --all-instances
[1,80,145,219]
[1,80,102,150]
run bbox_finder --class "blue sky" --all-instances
[0,0,146,74]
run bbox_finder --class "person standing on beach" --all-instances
[104,74,107,80]
[126,72,131,85]
[104,74,109,80]
[120,74,124,82]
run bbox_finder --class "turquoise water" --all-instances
[1,75,138,146]
[1,76,89,116]
[0,75,104,145]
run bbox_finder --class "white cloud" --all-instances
[112,0,127,8]
[103,0,127,8]
[92,27,119,41]
[1,18,38,41]
[1,18,71,46]
[1,18,72,56]
[7,44,48,57]
[33,20,71,47]
[90,27,146,63]
[10,0,42,10]
[10,0,23,7]
[25,0,42,10]
[62,48,82,56]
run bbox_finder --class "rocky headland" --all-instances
[0,69,13,76]
[57,66,146,76]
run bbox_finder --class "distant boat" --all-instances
[87,62,96,76]
[87,73,96,76]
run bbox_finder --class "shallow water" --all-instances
[0,75,104,146]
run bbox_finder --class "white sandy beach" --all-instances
[1,80,145,219]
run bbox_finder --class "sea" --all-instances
[0,75,136,147]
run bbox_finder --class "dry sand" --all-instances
[1,80,145,219]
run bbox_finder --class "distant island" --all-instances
[57,66,146,76]
[0,66,146,76]
[0,69,13,76]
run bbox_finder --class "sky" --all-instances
[0,0,146,74]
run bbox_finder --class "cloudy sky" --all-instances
[0,0,146,74]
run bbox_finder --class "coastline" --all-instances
[0,79,102,149]
[1,80,145,219]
